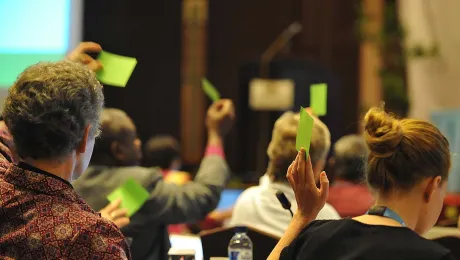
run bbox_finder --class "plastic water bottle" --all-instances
[228,226,253,260]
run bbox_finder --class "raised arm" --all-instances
[268,149,330,260]
[130,99,235,225]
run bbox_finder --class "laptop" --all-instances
[216,189,244,210]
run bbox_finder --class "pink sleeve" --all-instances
[205,145,225,158]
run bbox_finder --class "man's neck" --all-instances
[22,157,75,182]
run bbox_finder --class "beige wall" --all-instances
[399,0,460,120]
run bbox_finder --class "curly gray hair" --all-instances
[3,60,104,160]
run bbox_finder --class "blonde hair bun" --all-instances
[363,107,403,158]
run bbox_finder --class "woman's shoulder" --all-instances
[282,219,452,260]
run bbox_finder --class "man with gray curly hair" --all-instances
[229,109,339,237]
[0,61,130,259]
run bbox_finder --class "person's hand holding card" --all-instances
[287,148,329,221]
[67,42,103,72]
[202,78,221,102]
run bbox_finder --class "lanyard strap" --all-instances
[367,206,406,227]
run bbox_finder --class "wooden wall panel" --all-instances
[181,0,208,164]
[83,0,181,144]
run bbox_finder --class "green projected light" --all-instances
[0,0,71,87]
[0,54,64,86]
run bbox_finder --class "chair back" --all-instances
[200,225,279,259]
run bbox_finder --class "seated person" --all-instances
[269,107,455,260]
[327,135,374,217]
[73,100,234,260]
[143,135,191,234]
[143,135,191,184]
[229,110,339,237]
[0,61,130,259]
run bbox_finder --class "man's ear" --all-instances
[423,176,442,203]
[77,125,91,153]
[111,141,125,162]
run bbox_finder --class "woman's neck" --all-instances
[355,191,421,231]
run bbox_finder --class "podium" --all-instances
[235,59,344,175]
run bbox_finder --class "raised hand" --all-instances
[99,199,130,229]
[287,148,329,220]
[67,42,103,72]
[206,99,235,137]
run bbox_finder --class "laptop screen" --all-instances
[216,189,243,210]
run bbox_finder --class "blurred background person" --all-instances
[143,135,191,185]
[143,134,191,234]
[228,110,339,237]
[327,134,374,217]
[73,99,235,260]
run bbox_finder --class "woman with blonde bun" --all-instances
[268,107,455,260]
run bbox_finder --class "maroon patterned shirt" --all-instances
[0,123,131,259]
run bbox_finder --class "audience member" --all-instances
[327,135,374,217]
[0,61,130,259]
[269,107,455,260]
[143,135,191,234]
[0,42,131,229]
[73,100,234,260]
[143,135,191,185]
[229,110,339,237]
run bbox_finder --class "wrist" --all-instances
[207,130,223,147]
[207,129,220,137]
[293,212,315,226]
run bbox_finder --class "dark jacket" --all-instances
[73,155,230,260]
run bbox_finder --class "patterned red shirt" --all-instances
[0,123,131,259]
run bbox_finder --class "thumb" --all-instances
[319,171,329,202]
[114,217,131,229]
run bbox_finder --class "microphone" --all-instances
[260,21,303,77]
[276,191,293,217]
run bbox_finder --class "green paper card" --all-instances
[96,51,138,87]
[107,178,149,216]
[310,83,328,116]
[202,78,221,102]
[296,107,315,155]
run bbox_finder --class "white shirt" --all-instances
[228,180,340,238]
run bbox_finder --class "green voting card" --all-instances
[202,78,221,102]
[310,83,328,116]
[296,107,315,155]
[96,51,137,87]
[107,178,149,216]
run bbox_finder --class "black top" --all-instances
[280,219,456,260]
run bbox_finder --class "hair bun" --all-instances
[363,107,403,158]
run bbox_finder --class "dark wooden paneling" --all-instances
[83,0,182,143]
